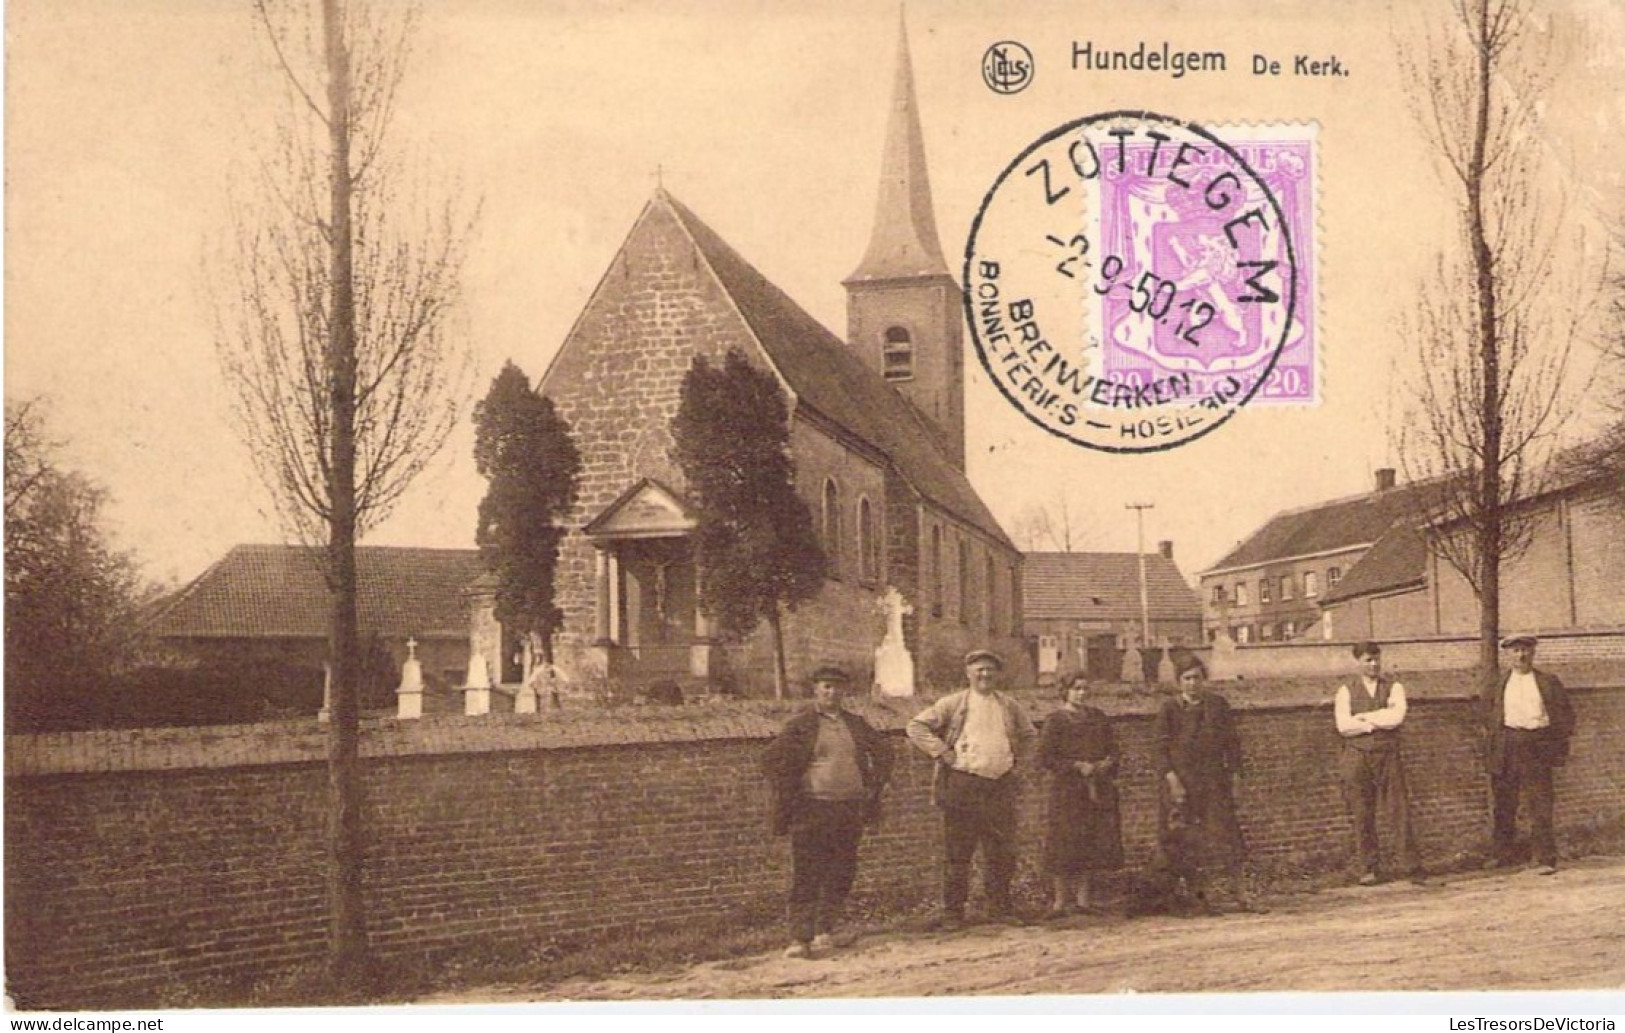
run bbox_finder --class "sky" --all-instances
[5,0,1624,589]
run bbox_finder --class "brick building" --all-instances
[1022,543,1202,682]
[1198,468,1433,644]
[528,26,1026,694]
[1320,469,1625,641]
[146,544,484,688]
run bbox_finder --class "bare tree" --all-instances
[1394,0,1589,679]
[213,0,472,991]
[1010,491,1092,553]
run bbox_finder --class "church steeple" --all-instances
[846,11,949,284]
[844,11,965,470]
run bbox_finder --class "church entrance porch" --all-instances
[584,479,715,688]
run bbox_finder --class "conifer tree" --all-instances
[473,362,582,666]
[671,350,825,698]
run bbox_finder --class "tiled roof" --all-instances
[1022,552,1201,623]
[662,192,1013,549]
[1204,481,1438,575]
[1319,525,1429,604]
[146,545,483,641]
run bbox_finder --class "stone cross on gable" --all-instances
[406,636,418,661]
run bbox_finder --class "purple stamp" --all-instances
[964,112,1317,453]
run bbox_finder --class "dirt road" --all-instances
[430,857,1625,1002]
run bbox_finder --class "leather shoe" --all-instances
[1533,863,1558,876]
[1357,872,1380,886]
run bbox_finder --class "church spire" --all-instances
[846,11,948,284]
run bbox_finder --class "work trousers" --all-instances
[1339,745,1419,876]
[787,798,865,944]
[939,769,1018,917]
[1491,731,1558,867]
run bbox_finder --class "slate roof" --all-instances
[1319,524,1429,605]
[146,544,484,640]
[661,192,1014,550]
[1203,480,1438,576]
[1023,552,1201,623]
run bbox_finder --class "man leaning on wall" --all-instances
[1481,636,1576,875]
[906,649,1037,930]
[761,662,895,959]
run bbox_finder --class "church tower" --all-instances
[844,15,965,470]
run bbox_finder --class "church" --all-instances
[513,24,1029,696]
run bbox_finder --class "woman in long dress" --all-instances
[1038,674,1123,917]
[1156,654,1266,913]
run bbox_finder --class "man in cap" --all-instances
[906,649,1037,929]
[1334,642,1426,885]
[1481,636,1576,874]
[762,662,894,958]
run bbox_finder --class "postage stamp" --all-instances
[964,112,1318,453]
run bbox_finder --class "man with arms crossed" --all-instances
[1334,641,1426,885]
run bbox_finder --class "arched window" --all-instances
[930,524,943,617]
[883,326,914,382]
[985,552,998,632]
[822,478,841,578]
[957,539,970,625]
[858,496,877,584]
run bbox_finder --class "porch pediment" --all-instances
[584,479,696,539]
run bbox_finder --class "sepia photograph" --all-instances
[4,0,1624,1018]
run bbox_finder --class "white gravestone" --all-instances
[396,637,424,720]
[873,587,916,698]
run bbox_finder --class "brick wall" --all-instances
[7,686,1623,1008]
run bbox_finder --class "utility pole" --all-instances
[1126,502,1154,649]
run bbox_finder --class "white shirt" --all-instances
[1334,678,1408,737]
[1502,670,1550,730]
[954,690,1015,779]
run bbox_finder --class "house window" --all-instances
[986,553,998,632]
[883,326,914,382]
[1261,623,1275,641]
[1235,583,1249,607]
[1211,584,1226,604]
[822,478,842,578]
[1259,578,1272,604]
[1304,571,1319,597]
[930,524,943,617]
[1236,625,1252,644]
[957,539,970,625]
[1280,575,1294,601]
[1328,566,1342,588]
[1282,620,1297,639]
[858,496,877,584]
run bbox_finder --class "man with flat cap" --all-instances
[907,649,1037,929]
[762,662,894,958]
[1481,636,1576,874]
[1334,641,1425,885]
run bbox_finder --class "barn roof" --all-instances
[146,544,483,641]
[1022,551,1200,623]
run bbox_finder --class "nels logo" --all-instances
[982,41,1034,95]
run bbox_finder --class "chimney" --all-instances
[1157,540,1174,560]
[1374,468,1396,492]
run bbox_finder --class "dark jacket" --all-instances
[762,706,895,836]
[1479,668,1576,773]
